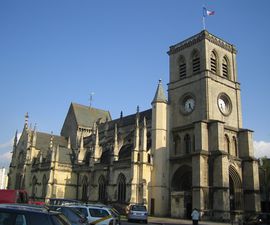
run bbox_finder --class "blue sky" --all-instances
[1,0,270,168]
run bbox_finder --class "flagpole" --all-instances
[202,6,206,30]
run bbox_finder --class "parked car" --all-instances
[244,213,270,225]
[0,203,71,225]
[127,204,148,223]
[49,198,82,206]
[49,205,88,225]
[68,204,120,225]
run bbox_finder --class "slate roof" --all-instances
[71,103,111,128]
[35,132,68,150]
[98,108,152,132]
[57,146,74,164]
[152,80,167,104]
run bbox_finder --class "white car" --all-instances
[68,204,120,225]
[127,204,148,223]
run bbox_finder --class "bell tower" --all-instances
[167,30,260,220]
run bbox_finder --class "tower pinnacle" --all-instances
[152,79,167,104]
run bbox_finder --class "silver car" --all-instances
[127,204,148,223]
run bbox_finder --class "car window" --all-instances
[52,214,72,225]
[0,212,15,225]
[74,207,88,218]
[131,205,147,211]
[30,213,51,225]
[63,208,80,221]
[109,209,119,217]
[89,208,109,217]
[15,214,27,225]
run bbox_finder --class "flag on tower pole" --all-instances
[203,7,215,30]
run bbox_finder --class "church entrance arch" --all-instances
[171,165,192,218]
[229,166,243,212]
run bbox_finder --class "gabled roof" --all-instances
[71,103,111,128]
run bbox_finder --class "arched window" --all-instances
[117,174,126,203]
[222,56,229,78]
[178,56,186,78]
[82,176,88,202]
[174,135,181,155]
[147,153,151,163]
[42,175,47,199]
[98,176,106,203]
[32,176,37,199]
[192,50,200,73]
[233,136,238,157]
[15,174,22,189]
[210,51,217,73]
[225,135,230,154]
[184,134,191,154]
[137,153,140,162]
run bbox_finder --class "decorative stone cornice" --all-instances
[167,30,237,55]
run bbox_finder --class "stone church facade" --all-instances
[8,30,261,220]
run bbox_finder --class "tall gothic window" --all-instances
[192,50,200,73]
[42,175,47,199]
[210,51,217,73]
[174,135,181,155]
[117,173,126,203]
[178,56,186,78]
[184,134,191,154]
[233,136,238,157]
[98,176,106,203]
[82,176,88,202]
[225,135,230,154]
[222,56,229,78]
[32,176,37,199]
[15,174,22,189]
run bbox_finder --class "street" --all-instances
[120,217,231,225]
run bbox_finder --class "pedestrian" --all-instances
[191,208,199,225]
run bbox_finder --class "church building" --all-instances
[8,30,261,221]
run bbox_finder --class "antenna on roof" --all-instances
[89,92,95,108]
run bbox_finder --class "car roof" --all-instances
[0,204,59,215]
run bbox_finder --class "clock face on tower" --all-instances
[184,98,195,113]
[180,94,195,114]
[217,93,232,116]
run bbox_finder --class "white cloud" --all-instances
[254,141,270,158]
[0,151,12,161]
[0,139,13,149]
[0,133,21,168]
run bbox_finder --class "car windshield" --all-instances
[52,213,72,225]
[73,207,88,218]
[109,209,119,217]
[131,205,147,211]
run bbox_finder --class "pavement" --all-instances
[147,216,231,225]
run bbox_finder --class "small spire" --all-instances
[120,111,123,119]
[143,117,147,127]
[33,123,37,132]
[137,105,140,114]
[152,79,167,104]
[13,130,18,147]
[68,136,71,149]
[80,133,84,149]
[24,112,29,128]
[50,131,54,149]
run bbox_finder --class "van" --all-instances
[0,189,29,204]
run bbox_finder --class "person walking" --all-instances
[191,208,199,225]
